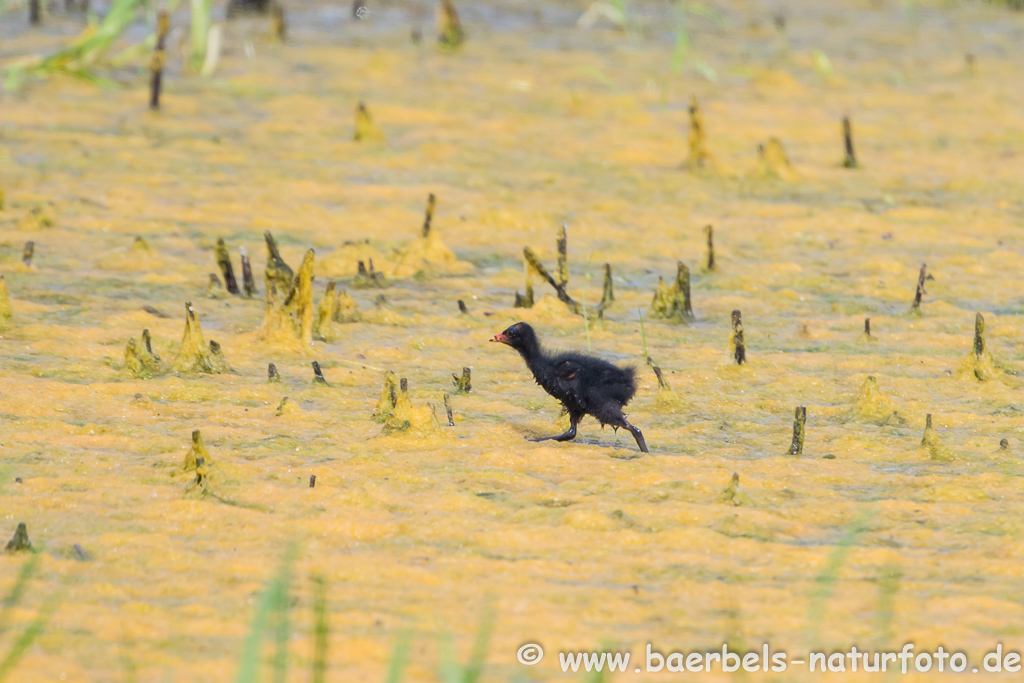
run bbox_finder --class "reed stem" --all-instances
[731,310,746,365]
[842,116,858,169]
[789,406,806,455]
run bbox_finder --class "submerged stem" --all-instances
[216,238,239,295]
[973,312,985,357]
[443,392,454,426]
[422,193,436,238]
[556,223,568,289]
[677,262,693,319]
[704,225,716,272]
[514,257,535,308]
[600,263,614,307]
[788,406,807,455]
[649,359,672,392]
[149,12,169,110]
[451,367,471,393]
[240,246,256,298]
[731,310,746,365]
[911,263,926,312]
[842,116,858,169]
[311,361,328,386]
[523,246,585,316]
[264,230,294,297]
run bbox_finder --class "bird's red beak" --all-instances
[490,332,510,345]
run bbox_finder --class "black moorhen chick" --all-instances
[490,322,649,453]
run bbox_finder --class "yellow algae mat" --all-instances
[2,0,1024,681]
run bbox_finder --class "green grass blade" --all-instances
[0,554,40,636]
[874,563,901,648]
[682,1,726,27]
[35,0,146,72]
[236,544,298,683]
[190,0,212,68]
[436,602,495,683]
[311,576,328,683]
[670,25,691,73]
[119,627,138,683]
[236,586,276,683]
[436,632,460,683]
[383,630,411,683]
[462,603,495,683]
[804,508,872,645]
[0,594,60,683]
[272,566,290,683]
[581,67,620,93]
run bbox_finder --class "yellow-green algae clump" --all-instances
[650,261,694,323]
[319,240,393,279]
[920,414,954,462]
[313,281,339,342]
[754,137,799,181]
[372,370,400,423]
[354,102,385,143]
[954,312,1000,381]
[254,238,316,350]
[333,288,361,323]
[180,429,243,503]
[391,194,474,278]
[99,236,162,271]
[381,377,440,435]
[648,357,684,411]
[719,473,752,507]
[124,329,162,378]
[172,303,231,374]
[438,0,465,48]
[310,283,366,339]
[846,375,899,424]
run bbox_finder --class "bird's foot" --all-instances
[622,421,649,453]
[528,424,578,443]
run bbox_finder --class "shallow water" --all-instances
[2,0,1024,681]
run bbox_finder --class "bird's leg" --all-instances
[530,421,578,443]
[622,420,649,453]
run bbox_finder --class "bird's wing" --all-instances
[552,356,587,382]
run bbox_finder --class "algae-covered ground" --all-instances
[2,0,1024,681]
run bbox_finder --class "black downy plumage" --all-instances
[490,321,649,453]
